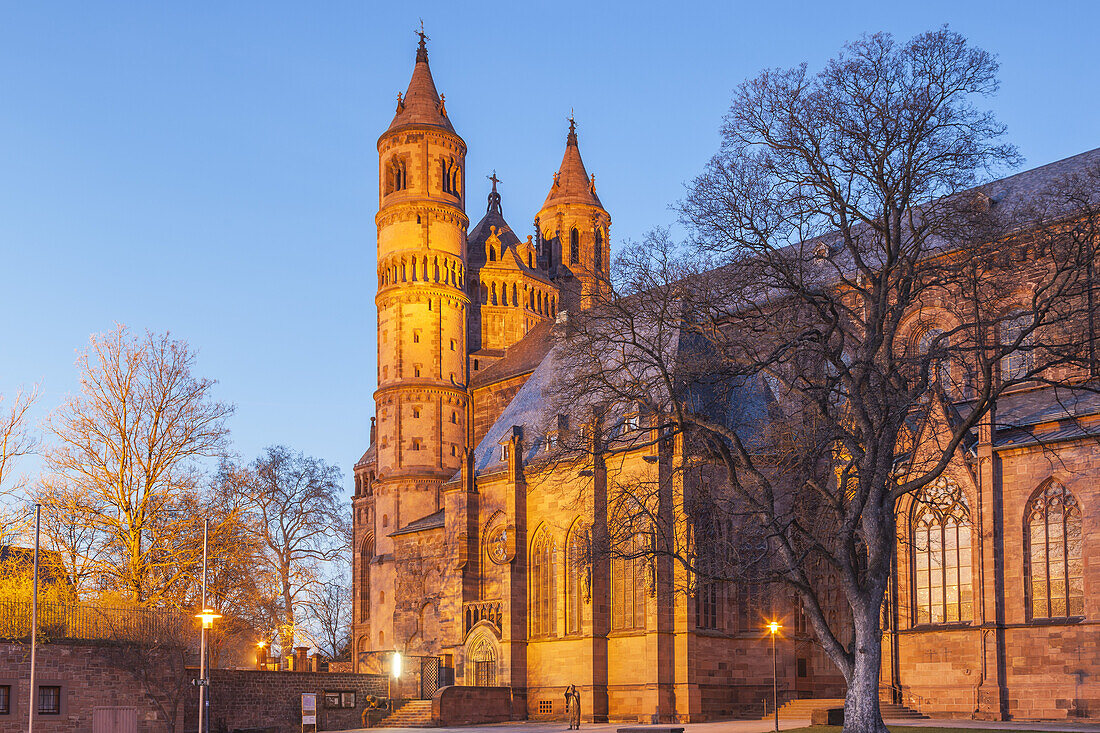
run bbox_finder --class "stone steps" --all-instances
[375,699,436,728]
[767,698,927,721]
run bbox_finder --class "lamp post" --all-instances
[28,503,40,733]
[767,620,781,733]
[390,651,402,702]
[257,639,268,670]
[194,518,221,733]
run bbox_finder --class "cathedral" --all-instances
[352,33,1100,722]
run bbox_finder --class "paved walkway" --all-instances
[336,718,1100,733]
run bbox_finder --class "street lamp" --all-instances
[194,518,221,733]
[390,651,402,702]
[256,639,269,670]
[767,620,781,733]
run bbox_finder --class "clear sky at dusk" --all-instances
[1,1,1098,498]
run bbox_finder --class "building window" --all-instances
[450,339,456,351]
[594,228,603,272]
[911,478,972,625]
[451,412,458,424]
[412,439,422,451]
[538,700,553,715]
[570,228,579,264]
[566,524,589,634]
[919,327,950,389]
[612,532,647,630]
[414,365,421,377]
[530,529,556,637]
[412,408,421,418]
[695,582,719,630]
[451,445,457,457]
[38,686,60,716]
[413,330,421,343]
[500,443,510,462]
[1000,314,1033,381]
[473,359,480,371]
[1025,482,1084,619]
[0,685,9,715]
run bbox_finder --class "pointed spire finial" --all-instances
[488,170,500,192]
[415,20,429,62]
[567,110,577,145]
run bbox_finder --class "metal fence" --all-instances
[0,600,190,645]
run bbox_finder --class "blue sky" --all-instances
[1,1,1097,498]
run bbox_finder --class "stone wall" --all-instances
[431,685,513,725]
[183,669,388,733]
[0,641,185,733]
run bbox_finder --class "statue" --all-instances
[564,684,581,729]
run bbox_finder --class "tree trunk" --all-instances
[843,612,889,733]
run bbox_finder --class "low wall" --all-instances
[184,669,388,733]
[431,685,514,726]
[0,641,185,733]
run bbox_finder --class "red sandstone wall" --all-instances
[431,684,513,725]
[0,641,184,733]
[183,669,388,733]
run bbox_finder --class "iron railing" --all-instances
[0,600,190,645]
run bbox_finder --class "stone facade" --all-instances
[352,34,1100,724]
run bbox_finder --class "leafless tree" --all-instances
[548,28,1100,733]
[307,575,353,660]
[0,385,39,546]
[239,445,348,656]
[42,325,233,604]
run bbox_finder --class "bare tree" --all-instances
[307,576,352,660]
[0,385,39,546]
[240,445,348,656]
[548,28,1100,733]
[42,325,233,604]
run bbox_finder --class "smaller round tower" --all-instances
[534,116,611,311]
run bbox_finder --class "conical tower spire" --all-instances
[386,27,454,133]
[542,113,601,208]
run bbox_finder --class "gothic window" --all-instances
[911,478,972,625]
[696,582,720,630]
[594,228,603,272]
[530,528,557,637]
[491,283,498,305]
[512,283,518,306]
[1026,482,1084,619]
[412,330,420,344]
[612,532,648,630]
[359,536,375,622]
[566,524,589,634]
[451,411,458,424]
[1000,314,1034,381]
[919,327,950,389]
[570,228,579,264]
[489,246,496,262]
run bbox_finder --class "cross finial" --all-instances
[487,170,501,191]
[569,108,575,133]
[415,20,429,61]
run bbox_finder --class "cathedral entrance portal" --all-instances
[468,635,497,686]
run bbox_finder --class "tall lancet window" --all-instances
[570,228,580,264]
[530,528,556,637]
[594,229,603,272]
[1026,481,1084,619]
[566,524,589,634]
[911,478,972,625]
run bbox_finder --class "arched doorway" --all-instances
[467,634,497,686]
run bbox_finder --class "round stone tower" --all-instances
[370,31,469,649]
[534,116,612,311]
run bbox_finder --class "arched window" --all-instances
[530,528,556,637]
[359,535,375,622]
[594,229,603,272]
[911,478,972,625]
[512,283,518,306]
[919,327,950,389]
[566,524,589,634]
[469,636,496,686]
[1000,314,1034,381]
[489,245,496,262]
[1026,482,1084,619]
[612,531,648,630]
[491,283,498,305]
[570,228,579,264]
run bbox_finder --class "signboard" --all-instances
[301,693,318,731]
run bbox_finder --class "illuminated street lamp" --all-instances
[390,650,402,702]
[767,620,781,732]
[256,639,269,670]
[194,519,221,733]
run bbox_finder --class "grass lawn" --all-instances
[783,727,1070,733]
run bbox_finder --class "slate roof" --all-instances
[389,508,445,537]
[469,320,555,389]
